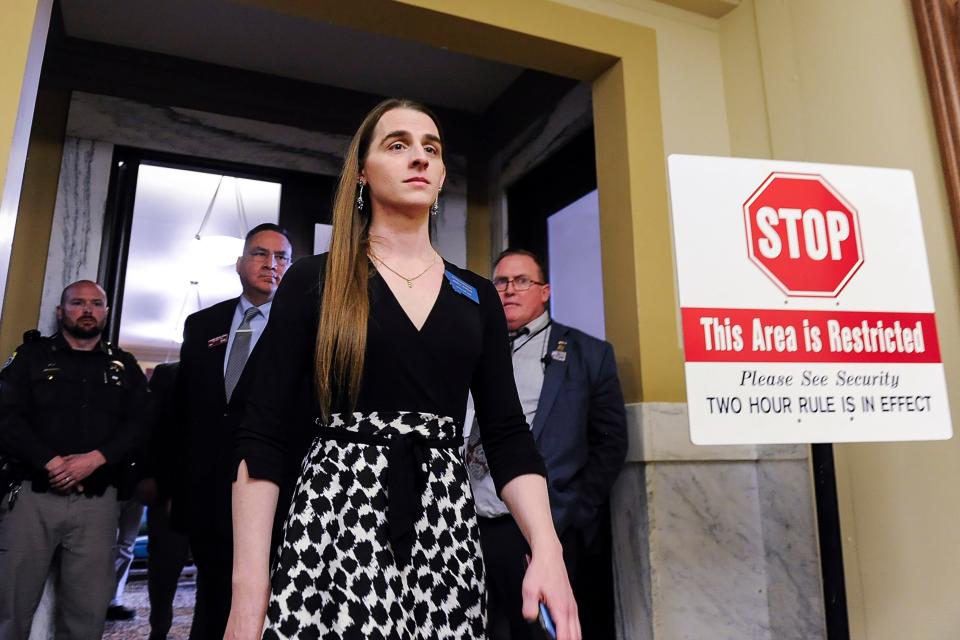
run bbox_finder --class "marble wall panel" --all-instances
[758,460,827,639]
[648,462,773,639]
[611,463,654,640]
[38,137,113,335]
[66,92,349,177]
[611,402,824,639]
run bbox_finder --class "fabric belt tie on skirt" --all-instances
[320,424,460,566]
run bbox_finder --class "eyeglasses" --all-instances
[246,249,290,266]
[492,276,545,292]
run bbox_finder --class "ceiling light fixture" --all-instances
[166,280,202,360]
[193,176,249,267]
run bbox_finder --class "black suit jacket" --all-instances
[146,362,179,502]
[530,321,628,545]
[174,297,262,541]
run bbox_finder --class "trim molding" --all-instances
[654,0,739,18]
[911,0,960,265]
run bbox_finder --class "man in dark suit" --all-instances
[465,249,628,640]
[173,223,292,640]
[137,362,191,640]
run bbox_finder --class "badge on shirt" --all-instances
[444,270,479,304]
[104,360,125,386]
[207,334,228,348]
[551,339,568,362]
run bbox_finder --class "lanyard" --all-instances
[513,321,552,354]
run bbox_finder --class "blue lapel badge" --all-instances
[444,270,479,304]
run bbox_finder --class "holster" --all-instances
[0,452,25,509]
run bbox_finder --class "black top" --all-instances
[145,362,179,500]
[236,253,545,495]
[0,334,149,495]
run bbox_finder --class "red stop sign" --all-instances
[743,172,863,297]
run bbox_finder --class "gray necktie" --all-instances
[224,306,261,401]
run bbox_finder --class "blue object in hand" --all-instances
[538,601,557,639]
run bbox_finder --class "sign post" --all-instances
[668,155,952,445]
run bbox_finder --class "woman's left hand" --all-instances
[520,541,581,640]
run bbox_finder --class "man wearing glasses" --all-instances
[465,249,628,639]
[171,223,292,640]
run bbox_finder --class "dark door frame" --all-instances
[98,145,335,345]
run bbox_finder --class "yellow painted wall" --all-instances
[554,0,732,156]
[0,88,69,358]
[718,1,960,637]
[549,0,736,399]
[0,3,40,207]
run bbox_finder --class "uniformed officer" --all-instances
[0,280,149,640]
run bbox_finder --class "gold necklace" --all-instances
[370,251,438,288]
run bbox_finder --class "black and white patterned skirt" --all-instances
[263,411,486,639]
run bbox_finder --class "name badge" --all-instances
[208,334,228,348]
[551,339,568,362]
[444,270,479,304]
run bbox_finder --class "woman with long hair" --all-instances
[225,99,579,639]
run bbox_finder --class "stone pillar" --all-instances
[612,403,826,639]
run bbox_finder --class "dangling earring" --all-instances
[356,181,365,210]
[431,187,441,216]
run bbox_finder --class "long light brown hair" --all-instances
[315,98,444,420]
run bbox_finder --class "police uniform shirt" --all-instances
[0,334,149,495]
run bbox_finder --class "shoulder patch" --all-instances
[1,351,16,372]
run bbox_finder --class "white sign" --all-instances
[667,154,952,444]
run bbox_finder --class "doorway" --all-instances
[99,147,334,366]
[506,128,604,339]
